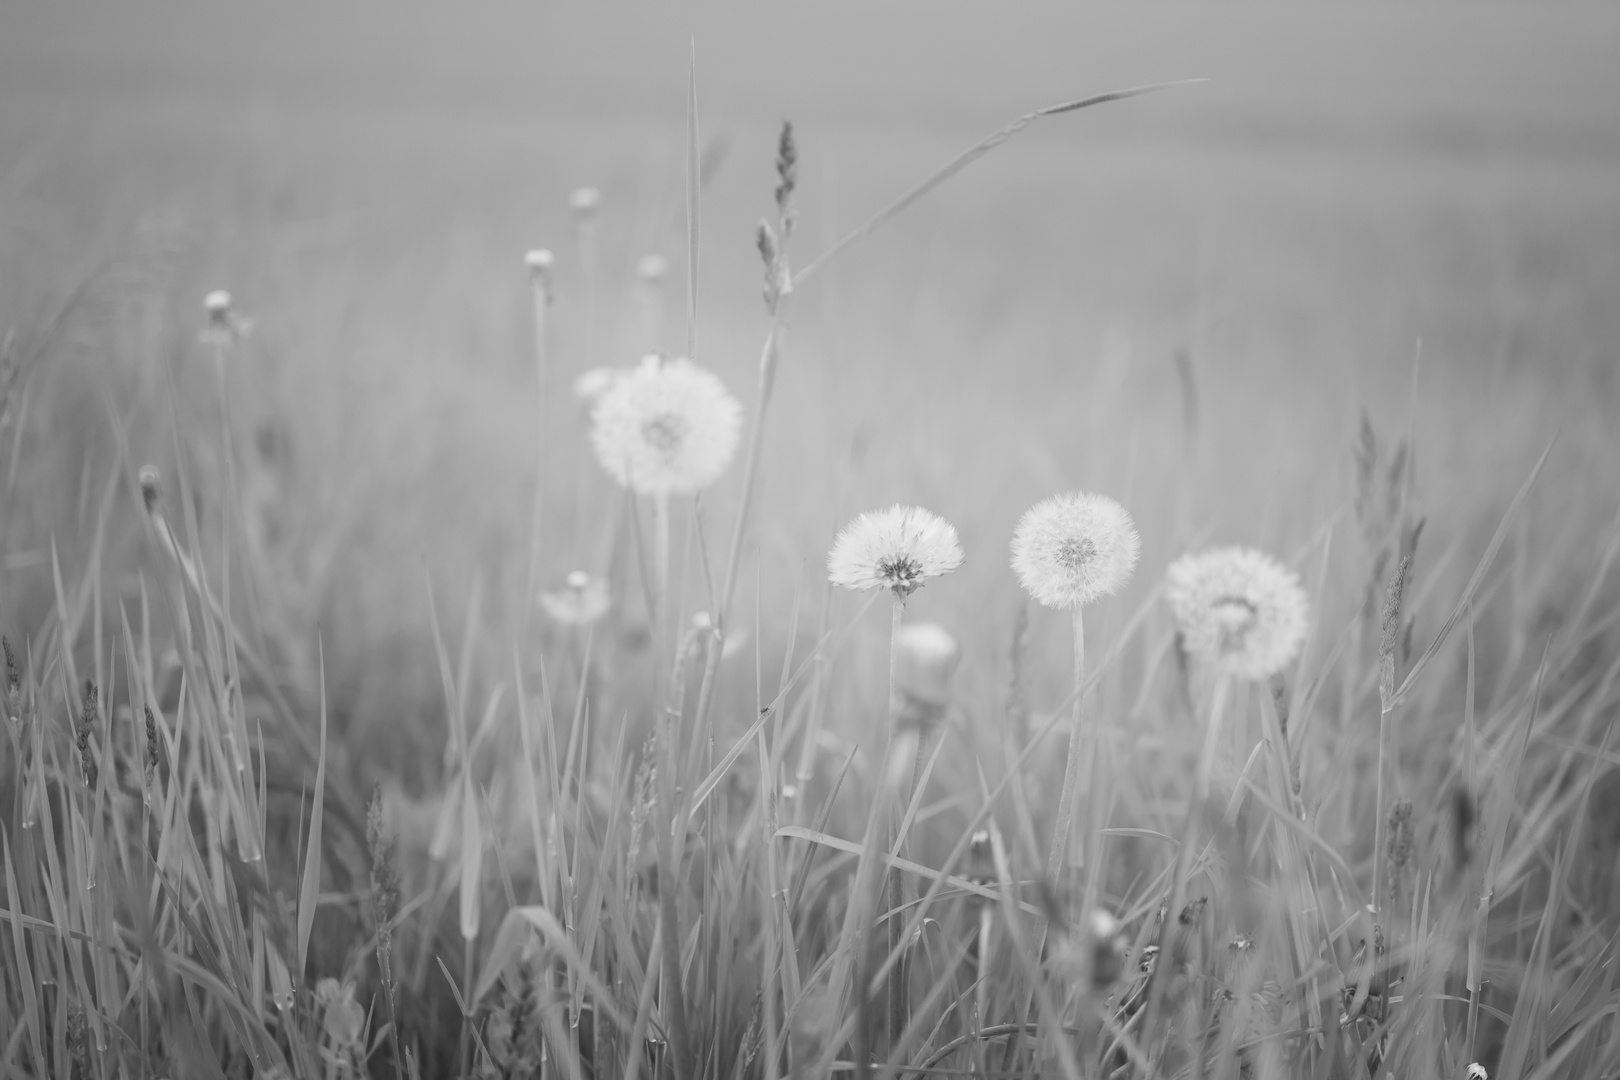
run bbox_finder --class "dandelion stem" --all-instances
[1141,672,1229,1075]
[653,491,671,623]
[885,594,906,1052]
[523,266,550,646]
[1044,605,1087,889]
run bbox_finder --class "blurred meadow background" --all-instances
[2,2,1619,1078]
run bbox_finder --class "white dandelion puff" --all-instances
[1010,492,1140,609]
[1166,546,1310,681]
[538,570,610,627]
[588,355,742,495]
[826,505,964,598]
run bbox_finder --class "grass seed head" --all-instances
[827,505,964,598]
[1379,553,1412,706]
[77,680,98,788]
[774,119,798,233]
[1009,491,1140,610]
[588,355,742,495]
[143,705,159,771]
[1166,547,1310,681]
[3,636,19,723]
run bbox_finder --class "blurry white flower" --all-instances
[827,505,964,598]
[589,355,742,495]
[569,187,601,216]
[524,248,554,274]
[1166,547,1310,680]
[1466,1065,1488,1080]
[637,254,669,282]
[200,289,253,345]
[539,570,611,627]
[1009,492,1140,609]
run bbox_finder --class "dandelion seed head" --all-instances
[588,355,742,494]
[1009,492,1139,609]
[539,571,610,627]
[204,290,232,317]
[827,505,964,598]
[524,248,554,273]
[1166,547,1310,680]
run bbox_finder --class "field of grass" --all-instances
[3,3,1620,1078]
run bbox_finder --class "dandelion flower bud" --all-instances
[539,571,611,627]
[637,254,669,282]
[1165,547,1310,681]
[827,505,964,599]
[569,187,601,217]
[137,465,162,513]
[1009,492,1140,610]
[892,621,961,722]
[588,355,742,495]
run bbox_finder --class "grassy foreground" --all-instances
[3,24,1620,1079]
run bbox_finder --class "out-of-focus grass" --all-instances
[2,3,1619,1077]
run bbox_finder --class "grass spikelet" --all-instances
[76,678,99,789]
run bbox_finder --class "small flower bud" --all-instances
[138,465,161,513]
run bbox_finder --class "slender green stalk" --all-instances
[522,257,551,646]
